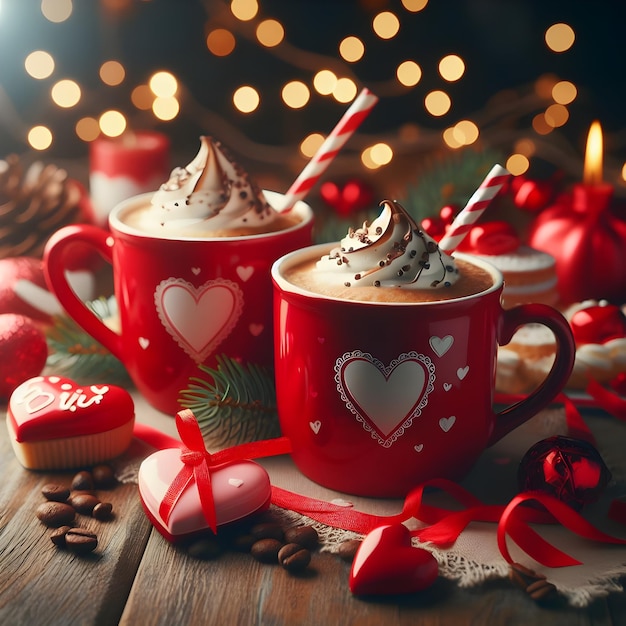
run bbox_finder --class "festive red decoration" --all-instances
[518,436,611,511]
[509,175,558,212]
[319,178,375,217]
[0,314,48,398]
[349,523,439,596]
[570,303,626,346]
[529,186,626,304]
[455,220,520,255]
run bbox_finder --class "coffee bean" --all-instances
[64,528,98,555]
[71,471,94,492]
[92,502,113,521]
[250,522,284,542]
[231,533,256,552]
[92,464,116,489]
[250,538,283,564]
[41,484,70,503]
[278,543,311,573]
[187,537,222,560]
[68,493,100,515]
[50,526,72,547]
[336,539,361,562]
[36,501,76,527]
[284,525,319,550]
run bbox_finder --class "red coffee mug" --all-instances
[272,245,575,497]
[44,191,313,415]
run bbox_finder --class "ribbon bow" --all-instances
[157,409,291,534]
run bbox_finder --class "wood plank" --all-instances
[0,418,152,625]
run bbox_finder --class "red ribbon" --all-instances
[157,409,291,534]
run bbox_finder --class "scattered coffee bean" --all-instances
[68,493,100,515]
[231,533,256,552]
[508,562,559,603]
[336,539,361,562]
[71,471,94,492]
[91,464,116,489]
[50,526,73,547]
[187,537,222,560]
[36,501,76,527]
[250,538,283,564]
[92,502,113,521]
[64,528,98,555]
[278,543,311,573]
[41,484,70,503]
[250,522,284,542]
[284,525,319,550]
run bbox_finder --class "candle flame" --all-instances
[583,120,603,185]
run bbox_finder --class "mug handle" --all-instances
[44,224,124,362]
[488,303,575,445]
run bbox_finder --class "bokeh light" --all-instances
[207,28,236,56]
[282,81,310,108]
[75,117,100,142]
[233,85,260,112]
[339,36,365,62]
[506,154,530,175]
[51,79,81,108]
[231,0,258,21]
[372,11,400,39]
[401,0,428,11]
[131,84,154,110]
[28,125,53,150]
[396,60,422,86]
[545,23,575,52]
[532,113,553,135]
[424,90,451,116]
[333,77,357,103]
[41,0,72,23]
[24,50,55,79]
[152,96,179,120]
[313,69,337,95]
[439,55,465,82]
[300,133,324,158]
[452,119,479,146]
[256,19,284,47]
[149,71,178,97]
[99,110,127,137]
[99,60,125,86]
[361,143,393,169]
[552,80,577,105]
[544,103,569,128]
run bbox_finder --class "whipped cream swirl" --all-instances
[316,199,459,290]
[148,136,276,233]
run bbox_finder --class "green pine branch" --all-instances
[179,355,280,449]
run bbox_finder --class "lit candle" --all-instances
[89,130,170,226]
[574,120,613,215]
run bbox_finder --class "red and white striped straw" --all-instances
[280,87,379,212]
[438,164,511,253]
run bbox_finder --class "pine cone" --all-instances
[0,154,86,259]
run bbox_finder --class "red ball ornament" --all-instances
[529,186,626,304]
[570,303,626,345]
[0,314,48,398]
[456,221,520,255]
[319,179,375,217]
[518,436,611,511]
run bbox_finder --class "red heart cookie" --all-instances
[6,375,135,469]
[349,523,439,595]
[138,449,272,542]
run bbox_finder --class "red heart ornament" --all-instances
[138,449,271,542]
[320,179,374,217]
[349,523,439,595]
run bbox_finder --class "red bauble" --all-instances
[0,314,48,398]
[529,185,626,304]
[570,303,626,345]
[456,221,520,255]
[518,436,611,511]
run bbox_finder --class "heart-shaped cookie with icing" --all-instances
[6,375,135,470]
[349,523,439,595]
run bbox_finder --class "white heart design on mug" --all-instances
[309,420,321,434]
[429,335,454,357]
[249,323,264,337]
[155,278,244,363]
[335,351,435,448]
[191,267,201,276]
[457,366,469,380]
[439,416,456,432]
[443,382,452,391]
[414,443,424,452]
[236,265,254,282]
[138,337,150,350]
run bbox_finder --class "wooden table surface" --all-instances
[1,397,625,626]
